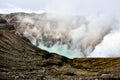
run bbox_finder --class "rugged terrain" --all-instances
[0,13,120,80]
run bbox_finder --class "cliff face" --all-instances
[0,14,120,80]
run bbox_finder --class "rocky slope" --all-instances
[0,13,120,80]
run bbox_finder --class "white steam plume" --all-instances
[14,13,120,58]
[1,0,120,58]
[88,31,120,57]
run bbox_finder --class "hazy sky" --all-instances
[0,0,120,16]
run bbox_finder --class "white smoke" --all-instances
[14,12,120,58]
[1,0,120,58]
[89,31,120,57]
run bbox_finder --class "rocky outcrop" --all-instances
[0,15,120,80]
[0,18,7,23]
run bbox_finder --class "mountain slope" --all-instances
[0,14,120,79]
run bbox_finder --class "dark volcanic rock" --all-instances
[0,24,15,30]
[0,17,15,31]
[0,14,120,80]
[0,18,7,23]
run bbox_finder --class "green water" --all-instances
[39,45,83,59]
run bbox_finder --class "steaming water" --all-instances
[39,45,83,59]
[12,13,120,59]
